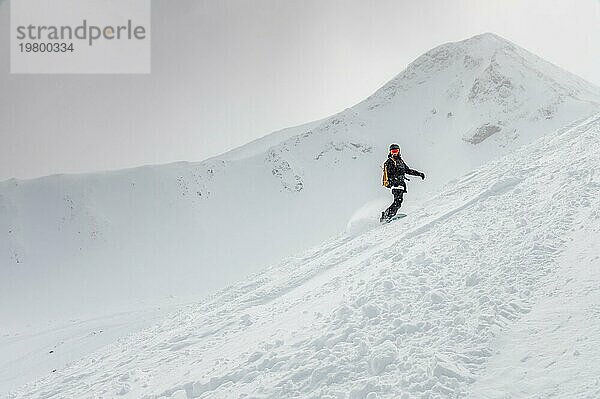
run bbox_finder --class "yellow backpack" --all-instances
[382,163,390,188]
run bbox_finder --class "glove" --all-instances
[419,172,425,180]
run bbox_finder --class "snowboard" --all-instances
[382,213,407,223]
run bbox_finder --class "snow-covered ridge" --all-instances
[1,33,599,332]
[364,33,600,144]
[8,113,600,398]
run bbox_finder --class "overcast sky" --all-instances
[1,0,599,181]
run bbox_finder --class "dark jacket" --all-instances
[382,155,421,189]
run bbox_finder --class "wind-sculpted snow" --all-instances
[8,115,600,398]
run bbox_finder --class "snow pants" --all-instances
[384,188,405,219]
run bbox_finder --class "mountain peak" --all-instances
[363,32,600,142]
[461,32,514,47]
[406,33,517,77]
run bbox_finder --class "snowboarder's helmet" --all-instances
[389,143,400,154]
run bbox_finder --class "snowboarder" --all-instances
[380,143,425,222]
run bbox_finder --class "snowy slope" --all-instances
[2,33,600,332]
[6,113,600,399]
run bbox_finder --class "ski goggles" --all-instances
[390,149,400,155]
